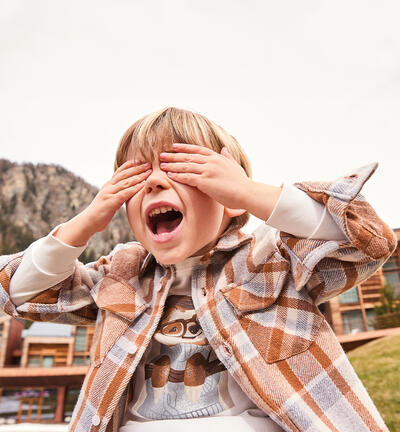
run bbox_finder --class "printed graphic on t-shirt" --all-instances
[131,295,235,419]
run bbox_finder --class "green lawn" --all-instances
[347,334,400,432]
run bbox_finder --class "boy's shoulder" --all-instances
[208,221,281,267]
[110,240,142,254]
[108,240,149,264]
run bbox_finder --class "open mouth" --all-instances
[146,206,184,238]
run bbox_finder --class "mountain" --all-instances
[0,159,135,263]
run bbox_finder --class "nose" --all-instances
[144,162,171,193]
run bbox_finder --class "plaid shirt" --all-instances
[0,162,396,432]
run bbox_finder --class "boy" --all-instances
[0,107,396,432]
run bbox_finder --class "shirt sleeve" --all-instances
[265,184,347,241]
[9,223,87,306]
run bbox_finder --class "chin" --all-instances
[153,251,187,266]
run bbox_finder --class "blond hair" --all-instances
[114,107,252,228]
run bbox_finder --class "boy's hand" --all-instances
[84,160,152,233]
[54,161,152,247]
[159,143,250,210]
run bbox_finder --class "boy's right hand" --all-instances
[53,161,152,247]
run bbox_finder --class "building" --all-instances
[322,227,400,351]
[0,313,93,423]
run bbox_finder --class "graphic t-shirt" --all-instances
[120,256,285,432]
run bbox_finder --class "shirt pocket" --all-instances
[220,251,324,363]
[90,274,150,367]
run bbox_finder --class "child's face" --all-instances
[124,153,231,265]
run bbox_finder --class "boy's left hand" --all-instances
[159,143,250,210]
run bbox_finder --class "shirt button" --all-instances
[127,345,137,354]
[92,414,100,426]
[201,287,207,296]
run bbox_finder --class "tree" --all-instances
[371,281,400,330]
[373,282,400,316]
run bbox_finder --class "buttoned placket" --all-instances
[92,414,100,427]
[191,263,207,308]
[191,262,234,364]
[91,265,176,430]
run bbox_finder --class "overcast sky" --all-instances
[1,0,399,233]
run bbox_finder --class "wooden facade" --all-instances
[323,227,400,351]
[0,320,93,423]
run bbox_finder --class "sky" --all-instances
[1,0,399,234]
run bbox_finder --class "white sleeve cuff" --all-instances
[9,224,88,307]
[32,223,88,275]
[266,184,347,241]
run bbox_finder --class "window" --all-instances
[0,388,57,422]
[27,355,54,367]
[0,389,20,420]
[339,286,359,304]
[383,253,400,296]
[383,254,399,270]
[341,310,365,334]
[384,272,400,290]
[365,309,376,331]
[64,388,81,420]
[42,356,54,367]
[74,327,87,352]
[40,388,57,420]
[73,355,90,365]
[27,356,41,367]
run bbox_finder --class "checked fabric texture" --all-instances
[0,162,397,432]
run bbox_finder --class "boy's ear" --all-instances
[224,207,246,218]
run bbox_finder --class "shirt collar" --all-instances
[139,218,253,275]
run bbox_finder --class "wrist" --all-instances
[243,179,282,221]
[53,211,96,247]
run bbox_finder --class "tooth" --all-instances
[149,205,178,218]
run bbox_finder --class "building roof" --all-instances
[22,322,73,338]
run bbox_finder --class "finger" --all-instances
[111,163,151,185]
[112,169,152,192]
[166,171,200,187]
[159,151,207,164]
[113,159,138,174]
[220,147,244,170]
[220,147,234,159]
[115,158,150,173]
[160,162,204,174]
[119,180,147,201]
[172,143,214,156]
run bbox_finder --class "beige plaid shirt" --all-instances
[0,162,396,432]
